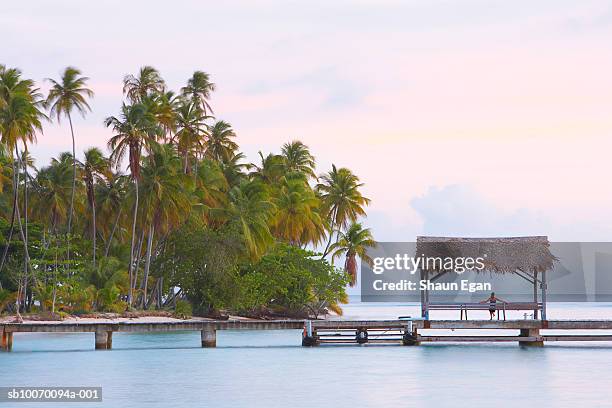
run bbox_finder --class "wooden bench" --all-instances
[427,302,543,320]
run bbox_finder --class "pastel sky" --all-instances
[4,0,612,241]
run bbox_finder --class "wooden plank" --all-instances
[2,320,305,333]
[421,336,539,342]
[428,303,541,311]
[313,320,408,330]
[542,335,612,342]
[417,320,542,329]
[416,320,612,329]
[5,319,612,333]
[318,339,402,344]
[545,321,612,330]
[315,328,404,332]
[317,334,404,337]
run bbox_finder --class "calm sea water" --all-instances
[2,302,612,408]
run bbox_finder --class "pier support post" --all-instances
[355,328,369,344]
[402,332,420,346]
[301,321,319,346]
[106,331,113,349]
[201,327,216,347]
[2,330,13,351]
[519,328,543,347]
[95,331,110,350]
[402,325,420,346]
[301,332,319,346]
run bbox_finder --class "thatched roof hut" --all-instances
[416,236,555,275]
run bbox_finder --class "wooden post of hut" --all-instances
[420,268,424,319]
[424,275,428,320]
[541,269,547,320]
[422,269,430,320]
[533,270,538,319]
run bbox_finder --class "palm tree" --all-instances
[220,152,248,188]
[32,154,73,232]
[281,140,316,180]
[0,67,45,317]
[193,159,228,224]
[316,165,370,257]
[174,100,208,173]
[181,71,215,115]
[0,146,14,205]
[221,180,275,259]
[329,223,375,287]
[105,103,160,306]
[248,152,285,185]
[0,67,43,250]
[96,172,129,257]
[0,67,38,276]
[18,148,35,280]
[0,65,37,107]
[150,91,178,141]
[45,67,94,240]
[205,120,238,163]
[272,175,325,246]
[0,64,6,108]
[123,66,165,103]
[138,144,192,307]
[82,147,110,267]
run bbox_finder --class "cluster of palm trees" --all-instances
[0,64,374,315]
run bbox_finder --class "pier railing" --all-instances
[428,302,543,320]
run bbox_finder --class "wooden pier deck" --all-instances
[2,319,612,351]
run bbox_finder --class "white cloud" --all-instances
[411,184,551,237]
[410,184,612,241]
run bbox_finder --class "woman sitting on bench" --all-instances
[480,292,506,320]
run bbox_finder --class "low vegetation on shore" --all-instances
[0,64,374,320]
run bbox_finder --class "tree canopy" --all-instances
[0,65,374,318]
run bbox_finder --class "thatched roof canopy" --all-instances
[416,236,555,275]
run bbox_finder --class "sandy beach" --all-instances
[0,314,265,325]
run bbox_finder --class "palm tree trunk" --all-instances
[156,276,163,309]
[145,279,156,310]
[92,192,97,268]
[11,146,31,320]
[52,239,58,314]
[67,113,77,238]
[23,145,28,250]
[104,207,122,257]
[321,228,336,257]
[141,224,155,309]
[0,186,18,273]
[133,229,145,304]
[22,145,30,310]
[127,178,139,307]
[321,208,338,258]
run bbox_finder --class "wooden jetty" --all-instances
[3,236,608,351]
[0,320,303,351]
[305,319,612,346]
[3,319,612,351]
